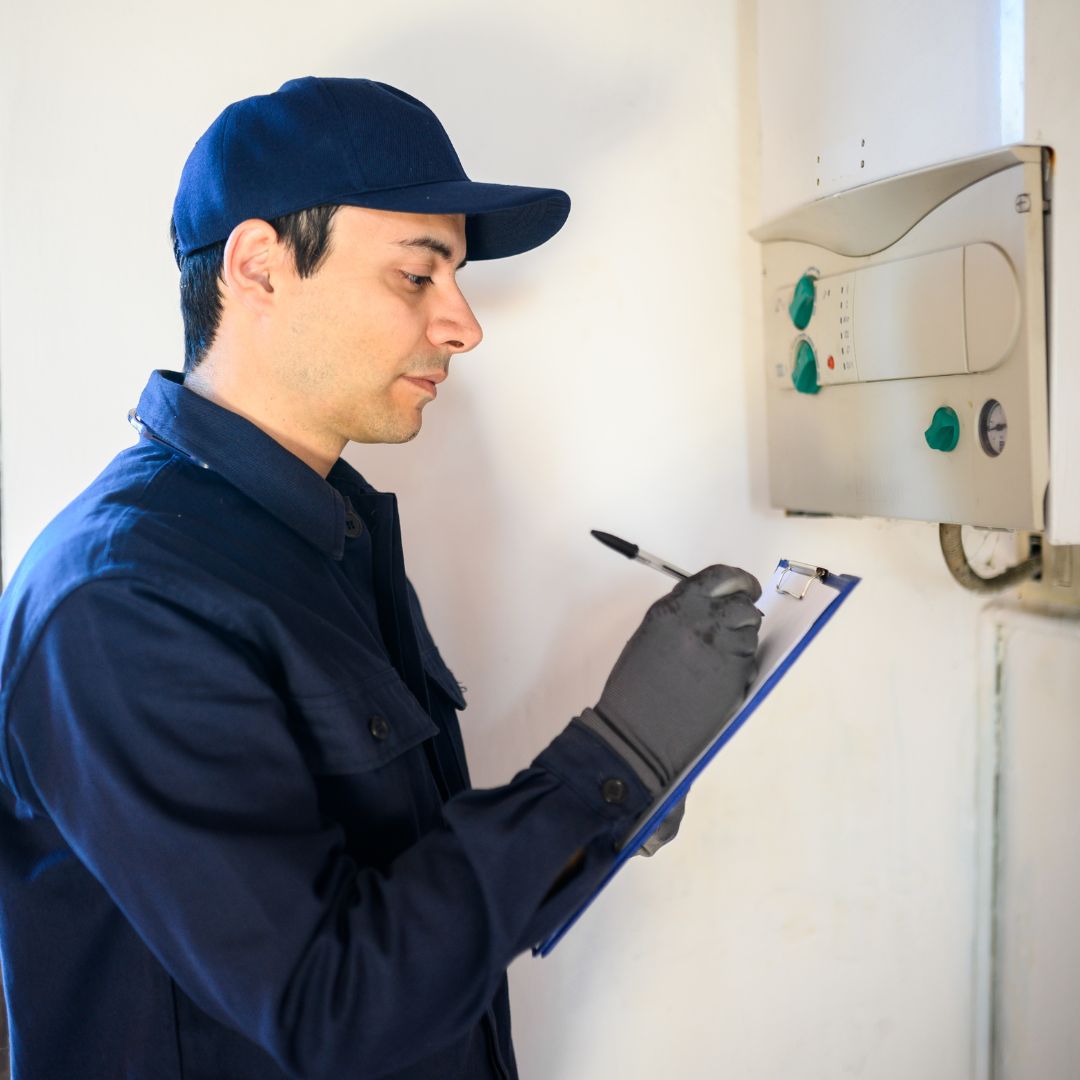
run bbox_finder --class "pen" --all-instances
[590,530,690,581]
[590,530,765,616]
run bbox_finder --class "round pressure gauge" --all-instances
[978,399,1007,457]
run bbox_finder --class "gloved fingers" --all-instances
[709,592,764,630]
[722,624,761,657]
[650,568,760,629]
[662,792,687,829]
[744,657,760,687]
[687,563,762,603]
[637,794,687,858]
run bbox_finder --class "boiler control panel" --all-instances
[753,146,1049,530]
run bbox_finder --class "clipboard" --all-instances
[534,558,861,957]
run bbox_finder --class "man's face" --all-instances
[270,206,482,446]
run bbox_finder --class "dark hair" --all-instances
[169,204,342,373]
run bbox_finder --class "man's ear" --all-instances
[220,219,284,316]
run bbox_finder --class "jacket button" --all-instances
[601,778,627,804]
[368,715,390,740]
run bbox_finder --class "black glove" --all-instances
[580,563,762,797]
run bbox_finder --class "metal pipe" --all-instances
[939,523,1042,593]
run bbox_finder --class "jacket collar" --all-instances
[131,369,376,560]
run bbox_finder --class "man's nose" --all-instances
[430,285,483,354]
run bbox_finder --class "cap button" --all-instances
[601,778,628,805]
[368,715,390,741]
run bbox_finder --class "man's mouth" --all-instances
[401,371,447,399]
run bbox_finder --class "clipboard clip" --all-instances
[776,561,827,599]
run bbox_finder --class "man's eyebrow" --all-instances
[394,236,468,270]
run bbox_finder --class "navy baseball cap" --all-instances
[172,76,571,264]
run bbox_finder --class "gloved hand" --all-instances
[580,564,762,798]
[636,794,687,857]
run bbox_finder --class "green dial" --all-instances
[789,274,816,330]
[792,339,820,395]
[924,406,960,452]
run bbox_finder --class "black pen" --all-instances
[590,530,690,581]
[591,529,765,616]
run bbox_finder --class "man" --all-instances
[0,77,761,1079]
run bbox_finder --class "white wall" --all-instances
[1,3,1001,1077]
[757,0,1022,221]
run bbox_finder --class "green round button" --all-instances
[792,339,820,395]
[789,274,816,330]
[924,406,960,452]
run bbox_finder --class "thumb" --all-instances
[683,564,762,603]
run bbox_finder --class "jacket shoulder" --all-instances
[0,442,228,681]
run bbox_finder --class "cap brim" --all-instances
[336,179,570,260]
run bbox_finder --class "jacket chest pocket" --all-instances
[291,668,443,862]
[296,666,439,776]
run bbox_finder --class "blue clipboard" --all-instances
[534,558,861,957]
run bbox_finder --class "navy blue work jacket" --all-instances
[0,370,650,1080]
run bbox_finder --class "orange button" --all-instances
[827,355,835,369]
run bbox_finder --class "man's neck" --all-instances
[183,363,342,478]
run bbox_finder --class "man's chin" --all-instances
[349,418,423,445]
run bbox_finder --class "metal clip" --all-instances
[776,561,826,599]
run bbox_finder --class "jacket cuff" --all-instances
[574,705,665,795]
[532,717,652,825]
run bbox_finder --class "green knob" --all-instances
[924,406,960,452]
[789,274,816,330]
[792,339,820,394]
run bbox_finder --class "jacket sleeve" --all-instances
[5,575,650,1078]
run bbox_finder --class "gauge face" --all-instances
[979,399,1007,457]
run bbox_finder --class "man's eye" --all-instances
[400,271,434,289]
